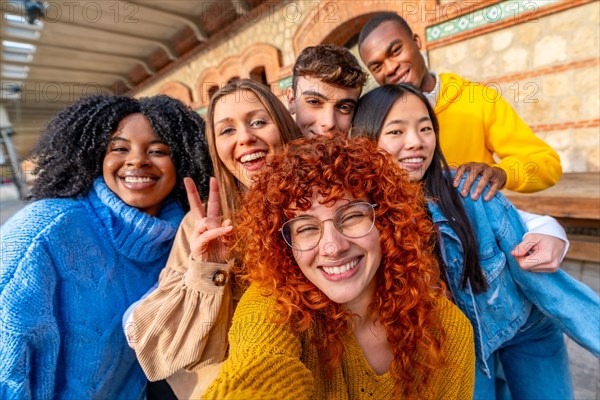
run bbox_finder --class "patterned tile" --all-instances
[278,76,293,90]
[426,0,562,42]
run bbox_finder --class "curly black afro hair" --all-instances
[28,94,212,211]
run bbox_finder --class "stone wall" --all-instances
[135,0,435,107]
[136,0,599,173]
[428,1,600,172]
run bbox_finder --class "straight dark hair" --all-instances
[351,84,487,293]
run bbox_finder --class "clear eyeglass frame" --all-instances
[280,201,378,251]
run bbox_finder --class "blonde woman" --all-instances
[124,80,302,397]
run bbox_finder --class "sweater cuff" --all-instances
[184,258,230,293]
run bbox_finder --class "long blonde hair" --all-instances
[206,79,302,220]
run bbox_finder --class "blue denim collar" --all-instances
[427,200,448,224]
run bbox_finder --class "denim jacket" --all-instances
[428,185,600,376]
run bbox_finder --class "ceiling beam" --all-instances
[44,20,178,60]
[4,2,177,57]
[129,1,208,41]
[2,78,114,90]
[8,45,155,76]
[4,62,134,87]
[231,0,252,15]
[0,38,156,75]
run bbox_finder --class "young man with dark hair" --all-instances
[286,41,568,279]
[287,44,368,138]
[358,12,563,201]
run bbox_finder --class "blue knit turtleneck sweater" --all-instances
[0,178,184,400]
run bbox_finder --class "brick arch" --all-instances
[218,55,246,83]
[292,1,432,57]
[194,43,283,108]
[158,81,192,105]
[240,43,282,86]
[321,14,376,46]
[194,68,222,108]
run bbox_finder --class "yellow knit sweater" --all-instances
[203,284,475,399]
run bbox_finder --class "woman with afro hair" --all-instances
[0,94,212,399]
[203,136,476,399]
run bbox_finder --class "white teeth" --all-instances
[401,157,424,163]
[240,152,266,163]
[124,176,154,183]
[322,258,359,275]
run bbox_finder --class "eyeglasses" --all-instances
[280,201,378,251]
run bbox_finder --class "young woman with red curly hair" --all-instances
[203,136,475,399]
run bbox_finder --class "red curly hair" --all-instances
[230,136,446,397]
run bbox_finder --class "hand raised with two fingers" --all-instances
[184,177,233,264]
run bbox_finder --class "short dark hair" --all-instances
[292,44,367,95]
[358,12,414,48]
[28,94,212,210]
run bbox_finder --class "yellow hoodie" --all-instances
[435,73,562,193]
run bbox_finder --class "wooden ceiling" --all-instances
[1,0,276,156]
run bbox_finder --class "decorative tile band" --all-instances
[278,76,293,90]
[426,0,562,42]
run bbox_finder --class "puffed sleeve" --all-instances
[481,84,562,192]
[128,212,235,381]
[203,284,313,400]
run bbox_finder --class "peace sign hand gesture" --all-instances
[184,177,233,263]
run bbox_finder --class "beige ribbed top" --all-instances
[129,212,241,388]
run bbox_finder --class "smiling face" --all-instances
[103,113,176,216]
[359,21,434,91]
[213,90,283,188]
[290,193,382,313]
[287,75,361,138]
[377,94,436,182]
